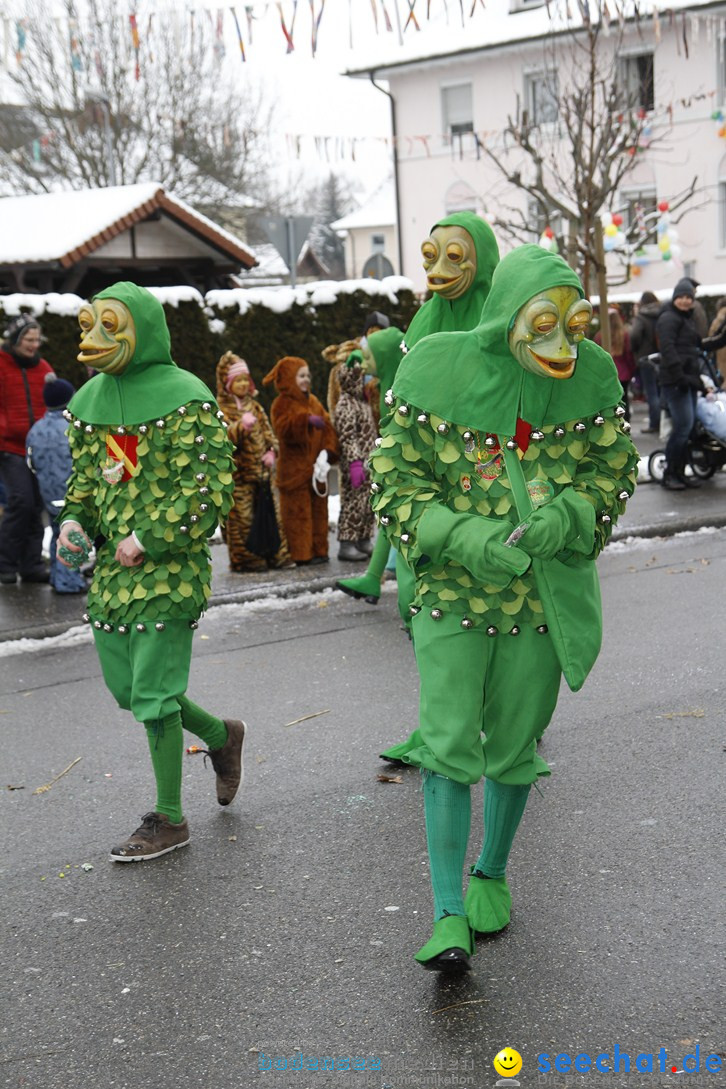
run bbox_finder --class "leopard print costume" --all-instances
[332,362,377,545]
[216,353,292,572]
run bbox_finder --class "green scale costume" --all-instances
[61,283,240,857]
[337,212,499,607]
[368,247,639,970]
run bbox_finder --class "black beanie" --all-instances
[43,375,75,409]
[3,313,40,346]
[361,311,391,336]
[672,278,695,302]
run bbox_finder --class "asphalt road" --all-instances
[2,528,725,1089]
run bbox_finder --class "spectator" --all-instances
[0,314,54,584]
[655,279,726,490]
[594,306,636,420]
[262,357,339,565]
[26,377,86,594]
[215,351,293,572]
[333,358,378,561]
[630,290,662,433]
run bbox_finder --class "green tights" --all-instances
[144,697,227,823]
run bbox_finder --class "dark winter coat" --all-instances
[25,408,73,512]
[0,348,53,455]
[630,302,661,360]
[656,304,726,387]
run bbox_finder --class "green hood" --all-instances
[69,282,215,425]
[404,212,500,347]
[394,245,623,434]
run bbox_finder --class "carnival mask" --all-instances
[420,225,477,300]
[77,299,136,375]
[508,287,592,380]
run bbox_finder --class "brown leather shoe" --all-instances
[209,720,247,805]
[110,811,190,862]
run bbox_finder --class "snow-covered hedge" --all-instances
[0,277,420,408]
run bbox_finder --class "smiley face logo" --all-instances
[493,1048,523,1078]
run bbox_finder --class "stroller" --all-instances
[648,353,726,482]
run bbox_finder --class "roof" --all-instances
[345,0,723,77]
[332,179,395,231]
[0,183,257,268]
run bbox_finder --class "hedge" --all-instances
[0,279,420,413]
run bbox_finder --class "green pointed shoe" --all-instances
[465,870,512,934]
[414,915,473,973]
[335,572,381,604]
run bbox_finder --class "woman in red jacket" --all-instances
[0,314,54,583]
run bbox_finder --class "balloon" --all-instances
[544,226,554,239]
[669,243,682,259]
[662,252,672,261]
[631,265,642,277]
[668,226,679,242]
[612,213,624,227]
[658,236,671,252]
[603,237,616,251]
[601,212,613,227]
[605,223,618,237]
[658,200,670,212]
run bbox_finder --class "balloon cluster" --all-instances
[601,212,626,252]
[655,201,682,263]
[713,109,726,138]
[538,226,559,253]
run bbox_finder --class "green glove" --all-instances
[345,350,364,368]
[518,491,595,561]
[443,515,531,588]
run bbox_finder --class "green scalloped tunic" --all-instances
[369,396,638,633]
[63,402,234,625]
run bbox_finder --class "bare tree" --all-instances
[0,0,276,221]
[479,3,702,307]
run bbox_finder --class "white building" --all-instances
[346,0,726,297]
[331,179,398,280]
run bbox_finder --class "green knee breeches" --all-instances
[93,619,196,722]
[408,612,561,786]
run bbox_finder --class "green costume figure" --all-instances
[368,246,638,972]
[58,283,244,863]
[336,212,499,607]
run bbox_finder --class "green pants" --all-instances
[93,620,196,723]
[407,612,560,786]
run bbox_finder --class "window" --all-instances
[524,70,559,126]
[371,233,385,254]
[510,0,546,11]
[527,198,562,242]
[718,20,726,106]
[441,83,474,145]
[620,188,658,244]
[618,53,655,112]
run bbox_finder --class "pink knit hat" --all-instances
[225,358,256,394]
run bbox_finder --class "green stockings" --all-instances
[144,698,228,823]
[423,772,471,921]
[475,779,530,878]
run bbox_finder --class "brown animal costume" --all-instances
[333,360,377,551]
[263,356,339,564]
[216,352,292,572]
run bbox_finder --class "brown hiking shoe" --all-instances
[208,719,247,805]
[110,811,190,863]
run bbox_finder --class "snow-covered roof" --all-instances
[332,179,396,231]
[345,0,722,76]
[0,183,257,268]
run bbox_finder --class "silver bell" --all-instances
[379,515,391,526]
[593,415,605,427]
[430,608,443,620]
[536,624,549,634]
[156,419,165,428]
[460,618,474,630]
[486,625,498,637]
[615,405,626,418]
[178,406,187,416]
[85,424,94,434]
[409,605,421,617]
[180,525,189,534]
[190,514,199,523]
[417,412,429,424]
[397,404,410,417]
[199,486,210,495]
[117,426,126,435]
[530,430,545,442]
[195,435,205,445]
[400,532,410,544]
[103,623,113,633]
[93,620,102,630]
[118,625,128,635]
[189,620,199,630]
[202,402,212,411]
[374,437,383,448]
[73,419,82,428]
[82,612,90,623]
[384,389,395,406]
[599,512,612,524]
[198,453,208,462]
[199,503,209,512]
[618,489,629,501]
[139,424,148,434]
[554,426,565,438]
[574,421,587,433]
[506,438,518,451]
[136,623,146,632]
[463,430,474,442]
[484,435,497,448]
[510,625,521,636]
[195,473,206,482]
[622,421,631,434]
[370,482,381,494]
[437,422,450,435]
[155,622,165,632]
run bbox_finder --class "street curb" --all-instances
[3,515,725,645]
